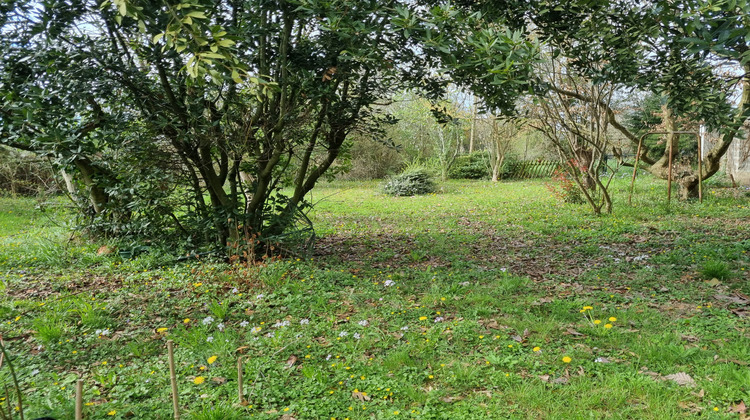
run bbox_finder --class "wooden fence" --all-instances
[503,160,560,180]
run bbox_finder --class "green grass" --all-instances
[0,176,749,419]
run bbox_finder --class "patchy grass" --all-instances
[1,176,749,419]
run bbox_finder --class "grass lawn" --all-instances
[0,176,749,419]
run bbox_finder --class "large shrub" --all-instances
[382,168,437,196]
[448,152,490,179]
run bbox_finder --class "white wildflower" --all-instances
[300,318,310,325]
[434,317,444,323]
[384,279,395,287]
[202,316,214,326]
[239,321,249,327]
[217,323,225,331]
[338,331,348,338]
[206,336,214,342]
[358,320,369,327]
[353,333,361,340]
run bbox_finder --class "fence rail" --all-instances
[504,160,560,180]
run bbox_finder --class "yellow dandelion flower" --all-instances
[479,335,484,339]
[419,316,427,321]
[533,347,541,352]
[156,327,168,333]
[207,355,217,364]
[183,318,191,323]
[562,356,572,363]
[107,410,116,416]
[604,324,613,329]
[194,376,205,385]
[583,306,593,311]
[608,317,617,322]
[593,320,602,325]
[428,375,434,379]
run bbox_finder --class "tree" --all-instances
[0,0,437,252]
[528,58,620,214]
[477,116,519,182]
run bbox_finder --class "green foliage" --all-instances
[448,152,490,179]
[382,168,437,196]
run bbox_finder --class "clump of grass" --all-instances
[700,260,732,280]
[188,402,248,420]
[33,316,65,344]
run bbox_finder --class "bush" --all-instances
[382,168,436,196]
[448,152,490,179]
[545,168,584,204]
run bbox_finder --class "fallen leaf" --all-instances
[706,278,722,287]
[678,401,702,413]
[352,391,371,401]
[664,372,696,387]
[280,415,297,420]
[680,334,700,343]
[715,294,750,305]
[97,245,116,255]
[552,377,569,385]
[730,401,746,414]
[211,377,227,385]
[692,389,705,399]
[565,328,585,337]
[715,358,749,366]
[285,355,298,368]
[538,374,551,382]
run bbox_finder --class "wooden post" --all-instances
[75,379,83,420]
[667,133,674,206]
[698,127,703,203]
[167,340,180,420]
[237,356,245,404]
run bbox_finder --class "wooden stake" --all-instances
[167,340,180,420]
[698,129,703,203]
[75,379,83,420]
[237,356,245,404]
[667,134,674,206]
